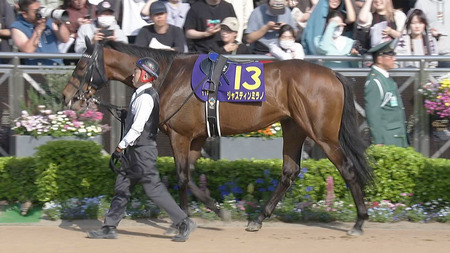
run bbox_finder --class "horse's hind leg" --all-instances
[247,119,305,232]
[315,140,368,236]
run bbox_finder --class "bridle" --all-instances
[67,42,109,107]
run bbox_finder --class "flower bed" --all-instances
[12,107,109,138]
[233,122,282,138]
[41,195,450,223]
[421,74,450,119]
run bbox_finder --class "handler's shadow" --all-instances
[58,219,104,233]
[56,217,171,234]
[56,215,222,238]
[127,218,222,238]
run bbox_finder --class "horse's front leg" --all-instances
[247,120,305,231]
[169,131,191,213]
[186,137,230,220]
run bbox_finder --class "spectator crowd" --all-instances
[1,0,447,66]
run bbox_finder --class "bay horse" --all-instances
[62,40,373,236]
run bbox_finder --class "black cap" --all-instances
[96,1,114,14]
[150,1,167,15]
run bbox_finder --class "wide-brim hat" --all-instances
[268,0,286,16]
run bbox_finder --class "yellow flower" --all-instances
[441,78,450,88]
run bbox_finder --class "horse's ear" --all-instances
[85,36,93,52]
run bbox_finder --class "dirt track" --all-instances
[1,218,449,253]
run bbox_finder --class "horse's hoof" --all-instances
[219,209,232,222]
[245,221,262,232]
[347,229,363,236]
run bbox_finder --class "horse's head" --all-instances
[63,39,180,109]
[62,37,109,110]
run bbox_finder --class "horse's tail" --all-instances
[335,72,374,188]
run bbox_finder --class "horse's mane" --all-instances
[103,40,179,65]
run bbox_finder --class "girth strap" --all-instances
[205,54,227,137]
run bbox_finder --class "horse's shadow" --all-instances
[295,221,349,233]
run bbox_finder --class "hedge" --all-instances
[0,141,448,206]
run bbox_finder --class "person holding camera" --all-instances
[74,0,127,53]
[10,0,70,65]
[245,0,297,55]
[183,0,236,53]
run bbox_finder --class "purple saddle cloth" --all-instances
[191,54,266,102]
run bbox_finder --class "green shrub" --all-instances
[0,157,13,200]
[33,140,115,202]
[0,144,448,209]
[413,158,450,202]
[0,157,40,202]
[286,159,344,203]
[365,146,426,203]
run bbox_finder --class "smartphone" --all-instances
[275,22,281,27]
[206,19,220,27]
[84,14,91,19]
[100,29,114,37]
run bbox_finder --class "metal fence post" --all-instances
[109,80,127,152]
[415,60,430,156]
[8,57,24,119]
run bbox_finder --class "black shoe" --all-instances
[87,226,118,239]
[172,218,196,242]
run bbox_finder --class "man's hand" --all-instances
[267,21,284,31]
[205,24,221,37]
[111,147,123,160]
[34,18,47,35]
[224,42,238,52]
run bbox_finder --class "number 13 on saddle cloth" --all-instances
[191,53,266,103]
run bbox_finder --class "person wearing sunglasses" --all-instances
[364,40,409,147]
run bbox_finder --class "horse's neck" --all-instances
[103,48,137,86]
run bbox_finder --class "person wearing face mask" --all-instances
[74,0,127,53]
[314,10,359,68]
[302,0,356,55]
[245,0,297,55]
[269,24,304,60]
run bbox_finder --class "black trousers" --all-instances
[104,145,187,227]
